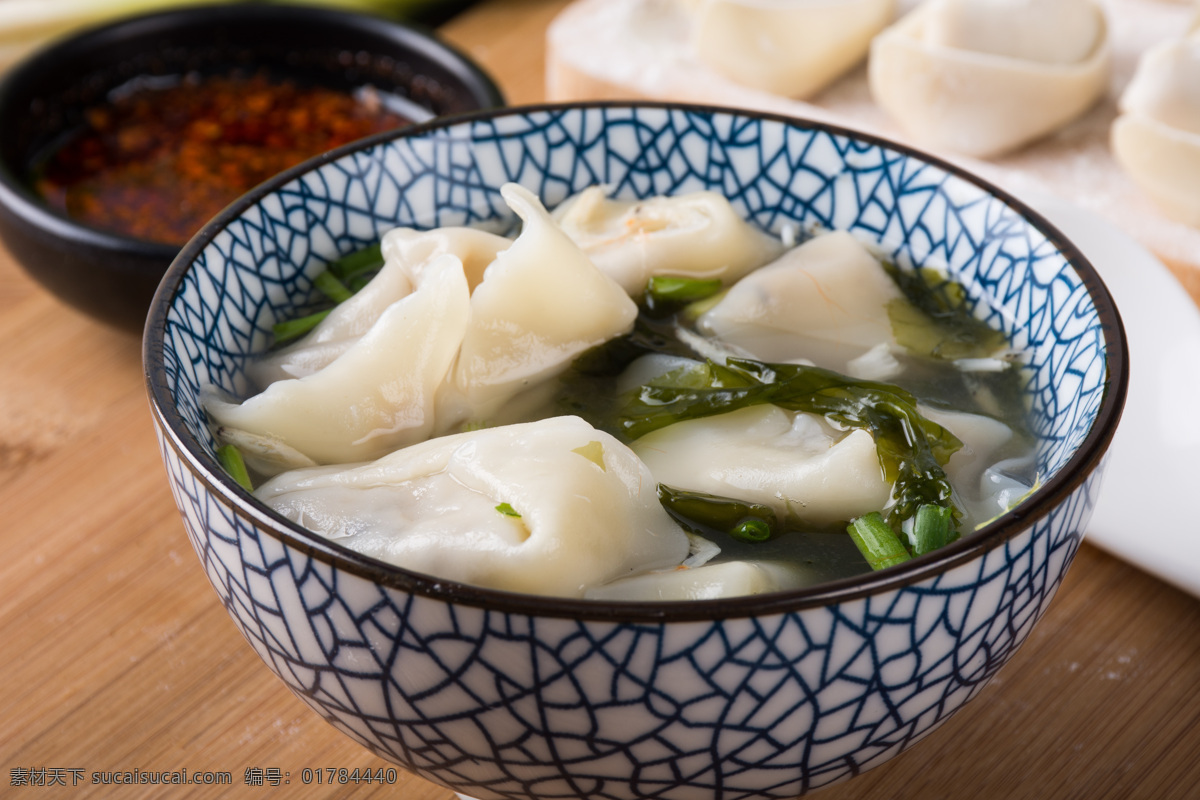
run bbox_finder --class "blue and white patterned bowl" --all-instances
[143,102,1127,799]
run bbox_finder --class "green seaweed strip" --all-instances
[657,484,779,543]
[884,264,1007,360]
[620,358,962,530]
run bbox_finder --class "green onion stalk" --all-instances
[272,244,385,344]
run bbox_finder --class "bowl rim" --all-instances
[0,1,505,262]
[143,99,1129,623]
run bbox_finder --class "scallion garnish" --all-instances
[327,242,384,283]
[647,276,723,303]
[269,244,384,346]
[216,444,254,492]
[313,270,354,304]
[272,309,331,344]
[730,518,772,543]
[848,512,911,571]
[911,503,955,555]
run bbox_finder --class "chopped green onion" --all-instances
[272,309,331,344]
[646,276,723,303]
[270,244,385,345]
[216,444,254,492]
[911,503,955,555]
[495,502,521,518]
[730,518,772,543]
[679,288,728,322]
[328,243,384,282]
[848,512,912,571]
[346,273,376,293]
[642,276,724,317]
[313,270,354,304]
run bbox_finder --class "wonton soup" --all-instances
[202,183,1036,600]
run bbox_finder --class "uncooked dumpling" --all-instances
[869,0,1111,158]
[631,405,892,526]
[688,0,896,99]
[1111,33,1200,227]
[552,185,784,295]
[255,416,692,598]
[696,229,904,370]
[924,0,1101,65]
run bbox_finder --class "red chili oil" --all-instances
[35,71,412,246]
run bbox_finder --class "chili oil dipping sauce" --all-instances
[0,4,503,333]
[33,70,417,246]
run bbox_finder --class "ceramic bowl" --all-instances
[0,3,504,335]
[143,102,1127,799]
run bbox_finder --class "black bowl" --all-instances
[0,3,504,335]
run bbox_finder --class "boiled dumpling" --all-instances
[552,185,784,295]
[631,404,892,526]
[207,183,637,468]
[383,224,512,293]
[869,0,1111,158]
[205,253,471,468]
[249,225,511,386]
[919,405,1019,525]
[687,0,896,99]
[255,416,692,598]
[697,229,904,370]
[436,183,638,430]
[1112,33,1200,228]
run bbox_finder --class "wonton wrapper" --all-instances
[437,183,639,428]
[688,0,896,99]
[207,183,636,469]
[869,0,1111,158]
[249,225,511,387]
[631,405,893,526]
[920,404,1017,525]
[697,229,903,370]
[1112,33,1200,228]
[206,254,471,468]
[256,416,692,598]
[552,185,783,295]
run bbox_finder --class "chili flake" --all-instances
[35,71,412,245]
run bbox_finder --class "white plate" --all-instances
[1022,191,1200,599]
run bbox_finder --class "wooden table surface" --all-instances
[2,1,1199,798]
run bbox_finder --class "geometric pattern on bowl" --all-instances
[146,103,1121,799]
